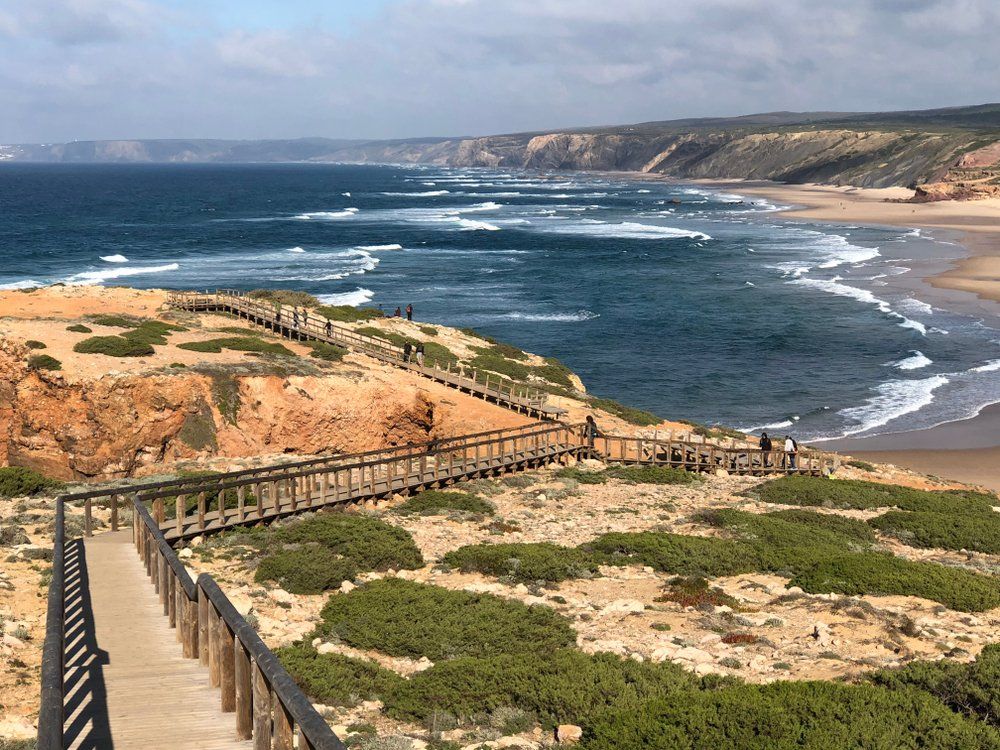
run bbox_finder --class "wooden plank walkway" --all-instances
[64,531,251,750]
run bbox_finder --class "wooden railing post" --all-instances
[252,661,272,750]
[273,696,294,750]
[84,498,92,537]
[220,620,236,712]
[235,638,253,740]
[176,495,185,536]
[110,494,119,531]
[198,586,210,666]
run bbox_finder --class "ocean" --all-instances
[2,162,999,442]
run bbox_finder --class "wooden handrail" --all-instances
[36,500,64,750]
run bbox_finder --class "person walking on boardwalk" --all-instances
[292,309,299,330]
[325,318,332,337]
[784,435,798,470]
[394,306,402,318]
[585,415,602,449]
[403,341,413,363]
[759,432,773,468]
[275,306,282,327]
[406,303,413,321]
[415,342,425,366]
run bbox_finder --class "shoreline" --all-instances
[696,179,1000,489]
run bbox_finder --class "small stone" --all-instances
[556,725,583,745]
[340,580,356,594]
[177,547,193,559]
[269,588,295,604]
[497,737,536,748]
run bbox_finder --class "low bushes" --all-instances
[869,643,1000,727]
[0,466,64,498]
[534,360,574,388]
[555,467,608,485]
[120,320,187,346]
[355,327,408,348]
[272,513,424,573]
[587,397,662,427]
[254,548,357,594]
[766,508,878,544]
[306,341,348,362]
[869,510,1000,554]
[586,679,1000,750]
[748,476,997,514]
[248,289,321,308]
[605,465,703,485]
[66,324,92,333]
[315,304,384,323]
[73,335,154,357]
[588,532,759,577]
[469,354,531,382]
[277,643,404,706]
[27,354,62,371]
[443,542,601,582]
[177,336,294,356]
[656,576,740,609]
[316,579,576,661]
[385,649,698,728]
[394,490,495,516]
[422,341,459,367]
[87,313,143,327]
[25,340,46,349]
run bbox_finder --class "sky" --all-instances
[1,0,998,143]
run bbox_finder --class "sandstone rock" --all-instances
[600,599,645,615]
[675,646,713,665]
[269,588,295,604]
[410,740,429,750]
[340,580,356,594]
[497,737,536,749]
[556,725,583,744]
[0,525,29,547]
[229,592,254,617]
[177,547,193,559]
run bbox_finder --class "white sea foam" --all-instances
[889,351,933,370]
[971,359,1000,373]
[381,190,450,197]
[356,244,403,251]
[100,254,129,263]
[316,287,374,307]
[500,310,599,322]
[293,208,359,220]
[456,218,500,231]
[342,192,351,197]
[64,263,179,286]
[287,246,306,253]
[790,277,927,334]
[739,418,795,432]
[0,279,42,290]
[543,221,711,241]
[836,375,949,437]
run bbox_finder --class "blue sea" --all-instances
[2,162,999,442]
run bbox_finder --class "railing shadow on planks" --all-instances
[38,420,836,748]
[167,289,566,420]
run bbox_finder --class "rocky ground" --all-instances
[180,460,1000,750]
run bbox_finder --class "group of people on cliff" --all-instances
[758,431,799,469]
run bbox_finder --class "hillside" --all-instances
[4,104,1000,194]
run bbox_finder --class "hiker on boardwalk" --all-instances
[415,342,425,366]
[784,435,798,470]
[759,432,773,468]
[403,341,413,363]
[275,307,282,327]
[394,306,402,317]
[325,319,332,337]
[406,303,413,321]
[292,309,299,330]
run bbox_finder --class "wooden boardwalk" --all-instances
[64,531,251,750]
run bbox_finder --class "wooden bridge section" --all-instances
[167,290,565,420]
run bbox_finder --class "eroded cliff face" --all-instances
[0,338,518,480]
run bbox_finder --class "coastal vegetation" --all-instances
[27,354,62,371]
[73,335,155,357]
[443,542,601,582]
[25,340,46,349]
[65,324,92,333]
[393,490,495,516]
[870,510,1000,554]
[0,466,63,497]
[176,336,294,356]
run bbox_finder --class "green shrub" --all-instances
[605,465,703,485]
[355,327,408,348]
[315,305,385,323]
[385,649,698,727]
[177,336,295,356]
[422,341,460,367]
[555,467,608,485]
[87,313,143,328]
[73,335,154,357]
[249,289,321,308]
[27,354,62,371]
[791,553,1000,612]
[533,362,574,388]
[587,532,759,577]
[869,510,1000,554]
[869,643,1000,727]
[272,513,423,572]
[472,342,530,362]
[586,679,1000,749]
[765,509,878,544]
[277,642,404,706]
[656,576,740,608]
[443,543,601,582]
[317,579,575,661]
[120,320,187,346]
[469,354,531,381]
[847,459,877,472]
[587,397,662,426]
[394,490,494,516]
[418,325,438,336]
[748,476,997,514]
[25,340,46,349]
[66,324,92,333]
[0,466,64,498]
[254,547,357,594]
[307,341,348,362]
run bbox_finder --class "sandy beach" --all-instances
[705,180,1000,490]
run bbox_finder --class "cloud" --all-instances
[1,0,999,142]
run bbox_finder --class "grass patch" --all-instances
[468,354,531,381]
[605,465,704,485]
[394,490,495,516]
[384,649,698,728]
[86,313,143,327]
[316,579,575,661]
[66,324,92,333]
[315,305,385,323]
[272,513,424,573]
[587,397,662,426]
[534,360,574,388]
[656,576,740,608]
[277,642,404,707]
[869,510,1000,554]
[443,542,601,582]
[766,508,878,544]
[72,335,154,357]
[249,289,320,308]
[422,341,459,367]
[27,354,62,371]
[847,459,877,472]
[121,320,187,346]
[355,327,409,348]
[418,325,438,336]
[748,475,997,514]
[555,467,608,484]
[0,467,64,498]
[473,342,530,362]
[587,532,759,577]
[177,336,295,356]
[587,679,999,749]
[25,340,46,349]
[306,341,348,362]
[869,643,1000,727]
[254,548,357,594]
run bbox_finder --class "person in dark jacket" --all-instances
[759,432,773,467]
[406,303,413,321]
[585,415,602,448]
[402,341,413,363]
[415,342,425,366]
[394,307,402,317]
[325,319,332,337]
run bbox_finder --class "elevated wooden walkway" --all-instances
[167,290,566,420]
